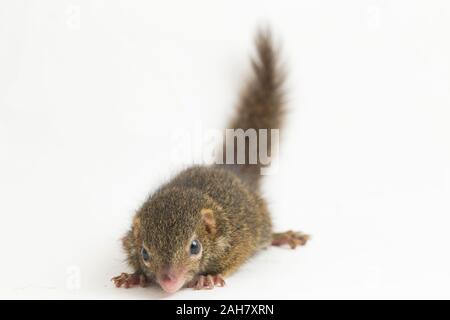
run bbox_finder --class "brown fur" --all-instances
[115,29,306,292]
[220,28,285,189]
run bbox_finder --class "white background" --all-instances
[1,0,449,299]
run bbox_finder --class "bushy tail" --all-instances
[218,29,286,189]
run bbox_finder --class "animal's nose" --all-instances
[158,267,186,293]
[160,266,180,281]
[162,271,176,282]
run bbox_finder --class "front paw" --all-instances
[187,274,226,290]
[111,272,147,288]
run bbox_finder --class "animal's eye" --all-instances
[141,247,150,261]
[189,239,201,256]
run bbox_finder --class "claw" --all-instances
[111,272,148,289]
[188,274,226,290]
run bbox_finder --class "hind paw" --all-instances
[272,230,310,249]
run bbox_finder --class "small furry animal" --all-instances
[112,29,309,293]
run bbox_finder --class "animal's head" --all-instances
[127,187,219,293]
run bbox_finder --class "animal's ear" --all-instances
[132,216,142,244]
[201,208,216,235]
